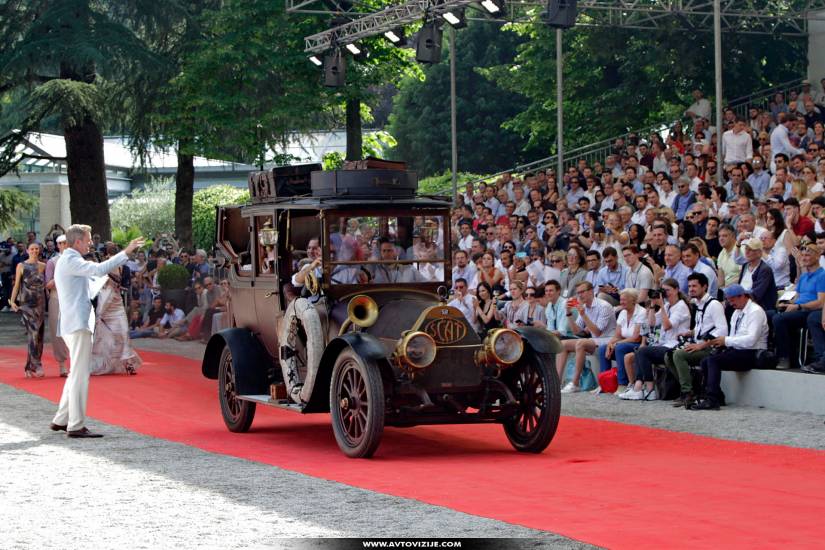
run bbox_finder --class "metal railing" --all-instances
[435,77,808,197]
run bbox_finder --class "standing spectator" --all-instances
[684,89,712,122]
[770,113,804,172]
[190,249,210,285]
[0,239,14,310]
[556,281,617,394]
[722,118,754,166]
[691,285,769,410]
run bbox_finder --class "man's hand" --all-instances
[708,336,726,347]
[684,342,706,353]
[124,237,146,255]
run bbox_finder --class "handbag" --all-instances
[563,355,598,391]
[598,367,618,394]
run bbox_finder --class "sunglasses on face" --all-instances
[525,292,536,297]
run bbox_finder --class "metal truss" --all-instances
[297,0,825,52]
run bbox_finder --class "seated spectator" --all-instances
[665,273,728,408]
[543,279,574,338]
[598,289,646,393]
[772,244,825,369]
[157,299,186,339]
[691,284,769,410]
[626,279,691,401]
[737,237,778,314]
[448,278,478,332]
[595,246,628,305]
[556,281,617,393]
[473,281,501,336]
[130,297,164,339]
[622,245,654,303]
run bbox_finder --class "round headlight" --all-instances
[489,329,524,365]
[400,332,437,369]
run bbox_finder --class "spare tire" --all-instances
[278,297,324,404]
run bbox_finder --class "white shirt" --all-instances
[686,98,711,120]
[448,294,478,331]
[575,298,617,338]
[722,129,753,164]
[55,248,129,336]
[616,304,647,339]
[725,299,768,350]
[693,293,728,340]
[457,234,473,252]
[770,124,804,172]
[160,308,185,328]
[761,246,791,288]
[655,300,691,348]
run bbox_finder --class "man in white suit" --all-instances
[50,224,144,438]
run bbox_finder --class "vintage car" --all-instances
[201,162,562,458]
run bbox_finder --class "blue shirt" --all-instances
[795,268,825,304]
[665,262,692,294]
[671,191,697,221]
[748,171,771,199]
[544,300,573,336]
[595,264,628,293]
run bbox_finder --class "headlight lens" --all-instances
[489,329,523,365]
[399,331,437,369]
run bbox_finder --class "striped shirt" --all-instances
[575,298,617,338]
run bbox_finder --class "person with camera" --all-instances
[665,272,728,408]
[690,284,769,410]
[624,279,692,401]
[448,277,479,333]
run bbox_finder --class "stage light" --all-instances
[308,55,323,66]
[384,28,406,45]
[481,0,504,14]
[442,8,467,28]
[345,43,361,55]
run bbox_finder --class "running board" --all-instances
[237,394,305,413]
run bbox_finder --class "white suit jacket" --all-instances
[55,248,128,336]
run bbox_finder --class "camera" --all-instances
[648,289,660,300]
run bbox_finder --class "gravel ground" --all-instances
[0,384,593,549]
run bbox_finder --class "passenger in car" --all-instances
[371,238,428,283]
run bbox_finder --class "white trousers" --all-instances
[52,330,93,431]
[47,292,69,366]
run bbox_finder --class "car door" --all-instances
[216,205,256,329]
[252,211,282,358]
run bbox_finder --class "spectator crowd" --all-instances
[443,79,825,410]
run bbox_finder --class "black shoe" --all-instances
[688,398,719,411]
[801,362,825,375]
[67,427,103,438]
[49,423,67,432]
[672,391,695,408]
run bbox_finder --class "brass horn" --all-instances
[339,295,379,335]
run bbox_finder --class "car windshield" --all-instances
[325,213,447,285]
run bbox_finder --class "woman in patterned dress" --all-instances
[10,242,46,377]
[90,261,142,376]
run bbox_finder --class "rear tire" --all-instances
[218,346,256,432]
[502,352,560,453]
[330,349,385,458]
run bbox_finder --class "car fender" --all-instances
[304,332,390,413]
[513,326,563,355]
[202,328,270,395]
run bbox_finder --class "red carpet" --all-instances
[2,346,824,549]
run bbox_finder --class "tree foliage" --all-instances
[0,188,38,232]
[110,180,176,238]
[389,21,540,177]
[192,185,250,252]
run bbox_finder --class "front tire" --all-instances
[502,352,561,453]
[330,349,385,458]
[218,346,256,432]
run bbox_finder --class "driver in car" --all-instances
[371,238,428,283]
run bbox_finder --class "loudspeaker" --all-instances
[543,0,578,29]
[324,51,346,87]
[416,23,443,64]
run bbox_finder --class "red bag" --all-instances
[598,367,618,394]
[187,314,203,339]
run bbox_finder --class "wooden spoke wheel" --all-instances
[502,352,560,453]
[218,346,256,432]
[330,349,385,458]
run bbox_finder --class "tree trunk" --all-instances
[175,142,195,250]
[345,97,362,161]
[63,117,111,240]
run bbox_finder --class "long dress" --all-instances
[90,274,142,375]
[19,262,45,374]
